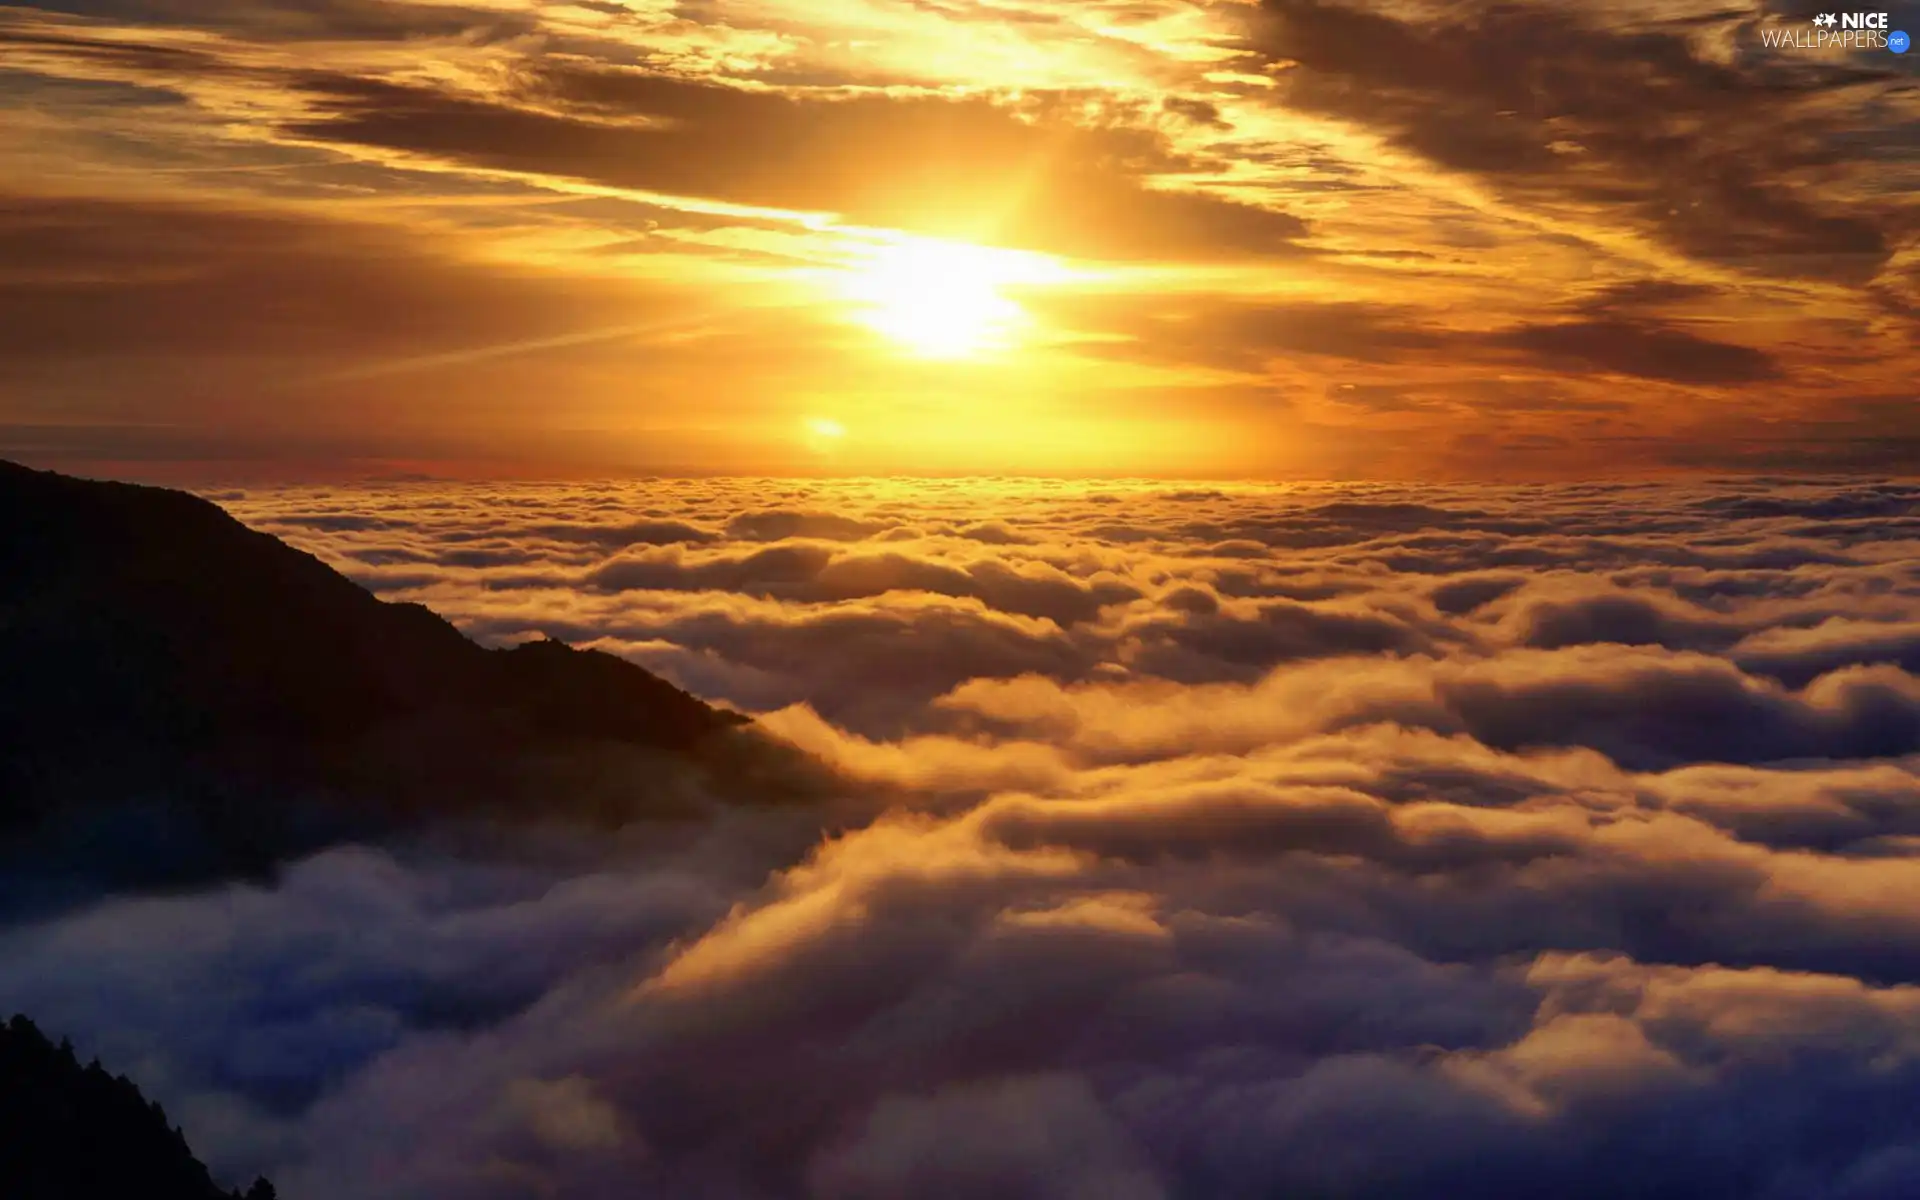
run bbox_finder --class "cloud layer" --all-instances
[6,477,1920,1197]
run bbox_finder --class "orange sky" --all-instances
[0,0,1914,479]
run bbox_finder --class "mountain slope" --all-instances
[0,460,770,900]
[0,1014,274,1200]
[0,458,734,756]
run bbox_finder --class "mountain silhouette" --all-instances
[0,1013,274,1200]
[0,459,787,905]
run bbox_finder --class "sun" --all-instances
[802,415,847,455]
[841,236,1068,359]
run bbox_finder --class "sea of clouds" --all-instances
[6,477,1920,1199]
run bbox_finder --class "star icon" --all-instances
[1813,12,1837,26]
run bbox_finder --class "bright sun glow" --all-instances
[841,237,1071,359]
[802,415,847,454]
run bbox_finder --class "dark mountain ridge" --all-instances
[0,459,786,903]
[0,1013,273,1200]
